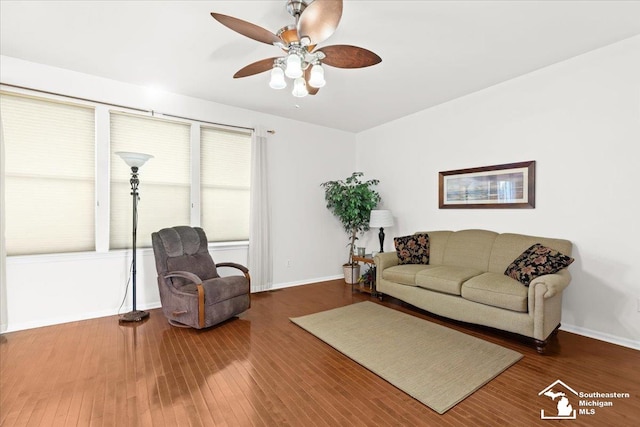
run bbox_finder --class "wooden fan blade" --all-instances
[234,57,280,78]
[297,0,343,45]
[304,67,320,95]
[319,45,382,69]
[211,13,281,46]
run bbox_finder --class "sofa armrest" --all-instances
[374,252,398,271]
[528,269,572,299]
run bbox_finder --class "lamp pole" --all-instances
[131,166,141,317]
[120,165,149,322]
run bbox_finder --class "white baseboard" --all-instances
[256,275,344,292]
[560,323,640,351]
[2,301,162,333]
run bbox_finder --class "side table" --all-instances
[351,254,377,297]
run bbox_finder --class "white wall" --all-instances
[356,36,640,349]
[1,56,355,332]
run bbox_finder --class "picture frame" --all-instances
[439,161,535,209]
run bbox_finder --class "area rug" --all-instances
[290,301,522,414]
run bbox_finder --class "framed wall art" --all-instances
[439,161,535,209]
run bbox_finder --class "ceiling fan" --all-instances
[211,0,382,97]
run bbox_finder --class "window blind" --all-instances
[1,92,95,255]
[200,126,251,242]
[110,112,190,249]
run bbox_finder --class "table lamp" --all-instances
[369,210,393,253]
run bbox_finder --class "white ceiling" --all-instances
[2,1,640,132]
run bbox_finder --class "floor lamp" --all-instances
[369,209,394,253]
[116,151,153,323]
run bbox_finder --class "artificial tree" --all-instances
[321,172,381,281]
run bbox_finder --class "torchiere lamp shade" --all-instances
[115,151,154,168]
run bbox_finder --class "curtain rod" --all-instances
[0,82,275,134]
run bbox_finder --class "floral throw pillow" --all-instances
[505,243,574,286]
[394,233,430,265]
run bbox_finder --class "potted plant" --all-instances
[359,268,375,289]
[321,172,381,284]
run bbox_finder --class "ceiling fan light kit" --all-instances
[285,51,304,78]
[269,66,287,89]
[211,0,381,98]
[308,64,326,88]
[292,77,309,97]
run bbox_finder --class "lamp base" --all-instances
[119,310,150,323]
[378,227,386,253]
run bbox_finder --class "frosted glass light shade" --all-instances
[285,53,303,78]
[292,77,308,98]
[269,67,287,89]
[369,210,394,227]
[115,151,154,168]
[308,64,326,88]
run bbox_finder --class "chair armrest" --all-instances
[216,262,249,274]
[164,271,203,287]
[529,269,572,298]
[216,262,251,285]
[164,271,206,328]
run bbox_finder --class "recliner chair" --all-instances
[151,226,250,328]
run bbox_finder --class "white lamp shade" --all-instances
[115,151,153,168]
[369,210,393,228]
[269,67,287,89]
[292,77,308,98]
[285,53,303,78]
[308,64,326,88]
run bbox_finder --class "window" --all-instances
[110,112,191,249]
[200,126,251,241]
[1,90,251,256]
[1,92,95,255]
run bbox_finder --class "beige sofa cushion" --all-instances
[442,229,497,270]
[461,272,528,312]
[382,264,435,286]
[415,266,483,295]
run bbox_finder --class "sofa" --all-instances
[374,229,574,353]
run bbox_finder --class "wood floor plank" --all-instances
[1,279,638,426]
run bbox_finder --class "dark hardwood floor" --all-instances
[1,279,638,426]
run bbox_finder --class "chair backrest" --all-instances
[151,226,219,284]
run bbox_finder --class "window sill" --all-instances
[6,241,249,264]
